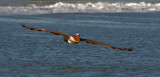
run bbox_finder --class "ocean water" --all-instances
[0,0,160,77]
[0,12,160,77]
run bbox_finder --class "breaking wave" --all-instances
[0,2,160,14]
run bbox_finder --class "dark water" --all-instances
[0,13,160,77]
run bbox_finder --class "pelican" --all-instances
[21,25,132,51]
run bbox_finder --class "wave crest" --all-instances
[0,2,160,14]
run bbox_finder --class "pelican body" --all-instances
[63,33,81,44]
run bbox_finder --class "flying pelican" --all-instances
[21,25,132,51]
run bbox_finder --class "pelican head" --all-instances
[76,33,81,44]
[76,33,79,36]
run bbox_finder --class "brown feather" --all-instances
[80,38,132,51]
[21,25,70,37]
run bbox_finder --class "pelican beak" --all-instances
[78,41,81,44]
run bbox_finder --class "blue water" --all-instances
[0,12,160,77]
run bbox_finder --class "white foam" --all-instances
[0,2,160,14]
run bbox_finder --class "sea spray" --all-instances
[0,2,160,14]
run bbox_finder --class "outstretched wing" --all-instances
[80,38,132,51]
[21,25,70,37]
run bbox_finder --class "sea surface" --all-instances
[0,0,160,77]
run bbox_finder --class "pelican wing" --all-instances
[21,25,70,37]
[80,38,132,51]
